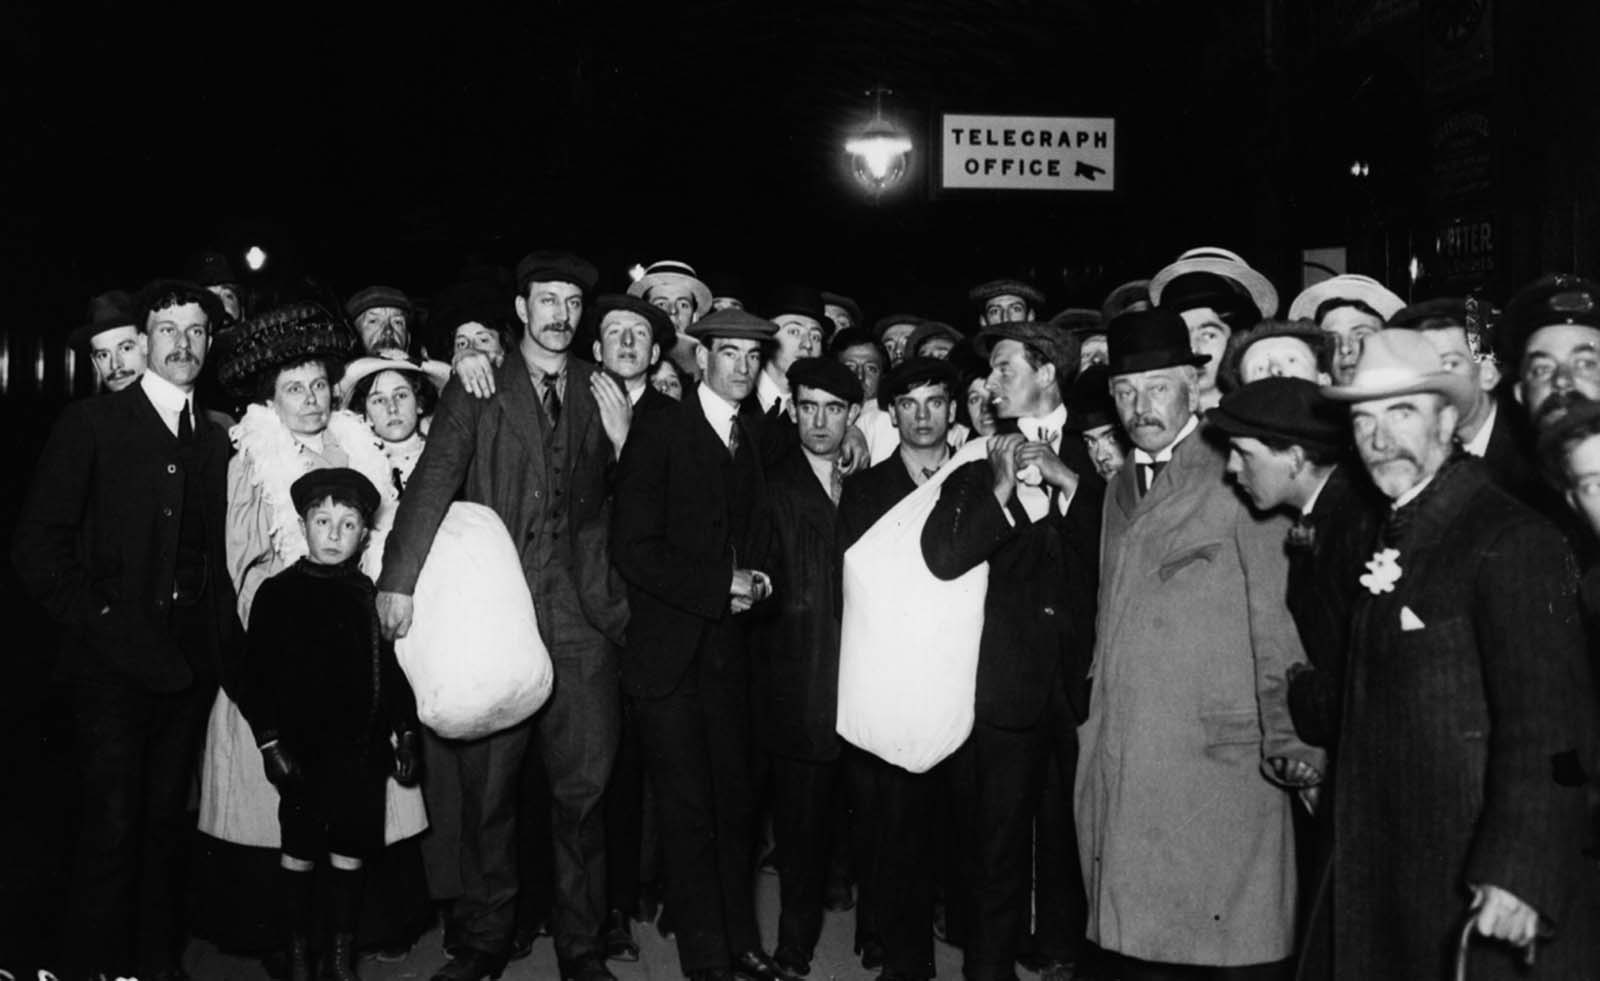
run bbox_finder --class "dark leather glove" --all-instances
[394,730,422,787]
[260,741,301,788]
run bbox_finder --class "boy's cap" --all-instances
[290,467,380,518]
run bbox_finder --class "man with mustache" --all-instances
[378,251,628,981]
[72,289,148,392]
[1500,274,1600,432]
[347,285,415,355]
[14,279,237,980]
[1075,308,1317,979]
[1316,329,1597,979]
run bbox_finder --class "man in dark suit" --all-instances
[838,357,962,981]
[611,308,792,981]
[1319,329,1597,979]
[13,279,237,981]
[377,251,628,981]
[921,322,1103,981]
[747,358,864,979]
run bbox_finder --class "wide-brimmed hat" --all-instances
[977,321,1081,386]
[582,293,676,353]
[135,278,228,333]
[1496,273,1600,371]
[516,250,599,295]
[1105,307,1210,376]
[337,350,451,403]
[968,278,1046,311]
[1065,364,1118,432]
[821,291,863,328]
[345,285,413,320]
[69,290,140,349]
[1208,376,1348,455]
[1287,273,1404,323]
[1150,247,1279,319]
[685,307,778,342]
[217,301,358,399]
[1319,329,1475,413]
[627,259,711,314]
[1101,279,1152,323]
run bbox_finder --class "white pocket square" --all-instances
[1399,606,1425,632]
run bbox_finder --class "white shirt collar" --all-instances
[1017,404,1068,446]
[1301,468,1335,516]
[803,448,839,497]
[697,382,740,447]
[1462,399,1497,458]
[139,371,192,437]
[756,368,788,413]
[1131,414,1199,466]
[626,379,648,406]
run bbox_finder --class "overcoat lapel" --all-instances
[496,352,546,466]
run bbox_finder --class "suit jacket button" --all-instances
[167,464,177,475]
[1042,605,1056,616]
[163,507,174,517]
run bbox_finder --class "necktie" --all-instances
[1139,460,1166,496]
[178,401,193,445]
[542,380,562,426]
[727,416,741,458]
[829,465,843,505]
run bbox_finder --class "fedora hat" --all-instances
[1105,307,1210,376]
[1150,246,1279,319]
[1319,328,1475,413]
[69,290,141,349]
[627,259,711,314]
[1287,273,1403,323]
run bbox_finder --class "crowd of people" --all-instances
[13,243,1600,981]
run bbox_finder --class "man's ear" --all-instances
[1479,358,1502,393]
[514,295,531,327]
[137,332,150,358]
[298,516,309,538]
[1287,444,1307,477]
[593,341,603,364]
[649,343,661,368]
[785,400,798,424]
[1514,379,1526,406]
[945,400,958,425]
[695,343,710,377]
[847,403,861,428]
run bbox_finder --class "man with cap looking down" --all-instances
[1313,329,1597,979]
[1075,307,1318,979]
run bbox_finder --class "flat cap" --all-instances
[906,320,965,355]
[345,285,413,320]
[977,321,1082,386]
[787,356,864,405]
[879,356,960,411]
[289,467,380,521]
[1207,376,1348,454]
[516,250,599,295]
[872,312,924,340]
[821,291,863,328]
[685,307,778,342]
[968,278,1046,310]
[1497,273,1600,369]
[586,293,676,352]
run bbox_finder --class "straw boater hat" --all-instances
[628,259,712,314]
[1150,246,1279,320]
[337,349,451,404]
[1287,273,1404,323]
[1319,328,1474,414]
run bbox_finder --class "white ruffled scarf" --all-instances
[230,404,399,582]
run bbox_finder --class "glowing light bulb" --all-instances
[245,246,268,272]
[628,264,646,283]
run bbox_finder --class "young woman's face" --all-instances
[364,369,422,443]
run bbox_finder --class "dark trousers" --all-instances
[1033,729,1088,965]
[770,753,845,961]
[63,670,215,976]
[948,675,1085,981]
[515,737,555,937]
[850,748,939,978]
[603,692,645,915]
[634,635,759,975]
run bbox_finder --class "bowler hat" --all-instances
[1319,329,1475,414]
[1065,364,1119,433]
[1289,273,1403,324]
[185,249,239,288]
[516,250,599,295]
[821,291,863,328]
[968,278,1046,311]
[1105,307,1210,376]
[977,321,1081,386]
[1151,246,1279,319]
[628,259,711,313]
[787,356,863,405]
[1208,376,1348,455]
[345,285,413,320]
[1496,273,1600,371]
[584,293,676,353]
[289,467,380,522]
[685,307,777,342]
[70,290,140,349]
[765,285,829,326]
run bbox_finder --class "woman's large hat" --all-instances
[217,301,357,399]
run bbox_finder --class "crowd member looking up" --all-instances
[1286,274,1404,387]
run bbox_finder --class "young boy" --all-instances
[242,467,421,981]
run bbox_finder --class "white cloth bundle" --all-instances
[397,502,553,740]
[836,437,991,773]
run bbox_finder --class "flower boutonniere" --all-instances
[1359,548,1402,595]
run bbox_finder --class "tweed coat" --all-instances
[1075,424,1320,966]
[1329,457,1597,980]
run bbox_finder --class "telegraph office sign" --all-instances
[940,113,1116,192]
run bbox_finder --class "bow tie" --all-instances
[1285,517,1316,550]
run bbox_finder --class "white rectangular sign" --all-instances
[940,113,1116,192]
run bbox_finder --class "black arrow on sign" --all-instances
[1074,161,1106,181]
